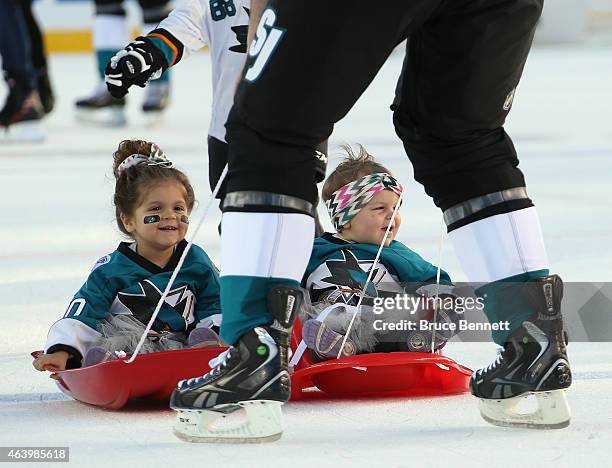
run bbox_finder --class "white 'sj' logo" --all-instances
[503,88,516,111]
[245,8,285,82]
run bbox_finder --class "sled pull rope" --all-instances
[430,217,445,354]
[337,189,404,359]
[126,165,229,364]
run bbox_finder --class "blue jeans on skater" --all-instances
[0,0,37,89]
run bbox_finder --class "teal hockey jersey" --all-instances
[45,240,221,366]
[304,233,451,305]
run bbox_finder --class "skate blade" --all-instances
[0,121,45,143]
[173,400,283,443]
[479,389,571,429]
[75,108,126,127]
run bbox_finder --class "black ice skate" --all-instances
[75,83,126,126]
[0,77,45,142]
[471,274,572,429]
[170,286,302,443]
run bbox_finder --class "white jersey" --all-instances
[158,0,250,142]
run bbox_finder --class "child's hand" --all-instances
[32,351,69,380]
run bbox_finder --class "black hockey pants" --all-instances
[225,0,543,215]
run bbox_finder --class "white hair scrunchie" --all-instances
[116,143,173,176]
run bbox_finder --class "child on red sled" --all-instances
[301,145,462,361]
[33,139,221,376]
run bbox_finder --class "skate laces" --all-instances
[475,346,505,377]
[178,348,232,388]
[208,348,231,369]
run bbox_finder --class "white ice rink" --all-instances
[1,40,611,467]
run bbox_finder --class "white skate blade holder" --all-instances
[479,389,571,429]
[0,120,45,143]
[173,400,284,443]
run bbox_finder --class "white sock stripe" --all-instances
[220,212,314,281]
[448,206,549,282]
[94,15,130,50]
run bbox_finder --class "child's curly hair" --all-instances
[322,144,392,201]
[112,139,195,236]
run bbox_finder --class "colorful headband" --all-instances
[325,172,403,230]
[116,144,173,176]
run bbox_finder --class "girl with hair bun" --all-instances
[34,140,222,376]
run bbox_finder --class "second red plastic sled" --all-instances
[32,320,472,409]
[289,318,472,400]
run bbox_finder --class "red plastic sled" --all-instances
[32,321,471,409]
[31,347,226,410]
[289,318,472,400]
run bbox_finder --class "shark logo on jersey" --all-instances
[314,250,381,304]
[244,8,285,82]
[116,280,196,331]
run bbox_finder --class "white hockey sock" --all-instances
[94,15,130,51]
[448,206,549,283]
[221,212,315,281]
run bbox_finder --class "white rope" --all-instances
[429,217,446,354]
[336,190,404,359]
[125,164,228,364]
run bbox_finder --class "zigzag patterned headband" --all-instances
[325,172,403,230]
[116,143,173,176]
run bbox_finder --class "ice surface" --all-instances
[1,42,611,467]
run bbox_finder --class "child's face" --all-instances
[340,189,402,246]
[121,181,190,252]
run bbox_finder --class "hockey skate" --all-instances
[471,275,572,429]
[170,286,302,443]
[0,77,45,143]
[142,81,169,126]
[75,82,126,127]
